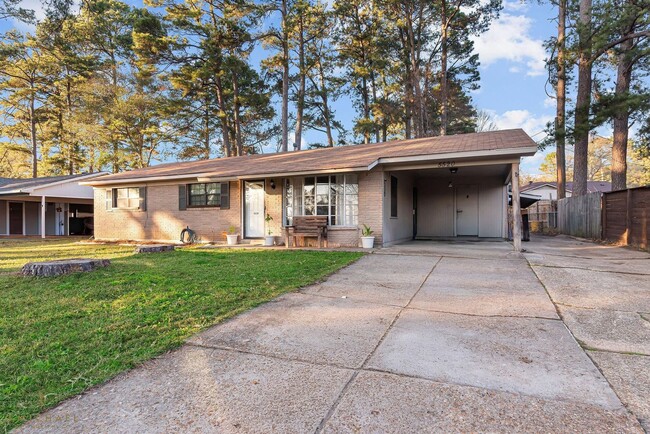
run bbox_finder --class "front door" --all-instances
[244,181,265,238]
[456,185,478,236]
[9,202,23,235]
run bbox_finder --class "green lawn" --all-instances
[0,239,362,431]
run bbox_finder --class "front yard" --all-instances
[0,239,362,431]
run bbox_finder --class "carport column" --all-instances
[511,162,522,251]
[40,195,46,239]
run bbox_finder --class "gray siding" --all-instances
[383,171,415,245]
[0,200,6,235]
[24,201,40,235]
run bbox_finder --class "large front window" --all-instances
[284,175,358,226]
[188,183,221,207]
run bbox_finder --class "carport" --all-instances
[0,173,105,237]
[382,159,526,250]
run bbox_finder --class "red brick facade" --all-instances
[94,168,386,246]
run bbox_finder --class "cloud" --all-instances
[503,0,529,11]
[489,109,553,138]
[472,13,546,77]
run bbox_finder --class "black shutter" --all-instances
[139,187,147,211]
[179,185,187,210]
[220,182,230,209]
[105,189,112,210]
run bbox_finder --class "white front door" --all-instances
[55,203,65,235]
[456,184,479,236]
[244,181,265,238]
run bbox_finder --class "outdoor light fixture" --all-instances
[448,181,453,188]
[449,168,458,174]
[270,179,276,189]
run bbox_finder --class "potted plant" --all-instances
[360,224,375,249]
[226,225,239,245]
[264,214,275,246]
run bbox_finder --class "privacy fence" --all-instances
[557,186,649,250]
[558,192,602,239]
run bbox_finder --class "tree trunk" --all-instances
[555,0,567,199]
[29,92,37,178]
[215,75,232,157]
[407,18,423,138]
[572,0,592,196]
[370,68,379,143]
[318,65,334,147]
[281,0,289,152]
[203,97,211,159]
[361,75,370,144]
[232,73,243,156]
[611,37,633,191]
[440,1,448,136]
[294,20,306,151]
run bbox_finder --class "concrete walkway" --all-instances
[18,237,645,433]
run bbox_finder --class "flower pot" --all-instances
[263,235,275,246]
[226,234,238,245]
[361,236,375,249]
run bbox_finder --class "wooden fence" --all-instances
[602,186,649,250]
[557,192,602,239]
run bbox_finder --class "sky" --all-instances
[3,0,560,175]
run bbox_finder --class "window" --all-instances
[284,175,358,226]
[390,176,398,218]
[113,187,142,209]
[188,183,221,207]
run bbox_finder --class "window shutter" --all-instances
[105,189,112,210]
[139,187,147,211]
[220,182,230,209]
[179,185,187,210]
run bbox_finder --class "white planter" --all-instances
[263,236,275,246]
[361,236,375,249]
[226,234,238,245]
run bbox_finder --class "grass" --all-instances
[0,238,363,431]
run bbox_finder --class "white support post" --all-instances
[511,162,522,252]
[41,196,46,239]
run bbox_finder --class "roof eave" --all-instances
[370,146,538,169]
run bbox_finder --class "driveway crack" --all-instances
[313,255,442,434]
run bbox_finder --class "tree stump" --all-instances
[21,259,110,277]
[134,244,175,253]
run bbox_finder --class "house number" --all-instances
[437,161,456,168]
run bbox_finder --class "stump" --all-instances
[134,244,175,254]
[21,259,110,277]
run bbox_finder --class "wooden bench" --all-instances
[285,216,328,248]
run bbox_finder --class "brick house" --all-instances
[84,129,537,247]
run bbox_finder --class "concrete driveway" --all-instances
[18,237,645,433]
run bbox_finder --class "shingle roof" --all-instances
[87,129,537,185]
[521,181,612,194]
[0,174,102,194]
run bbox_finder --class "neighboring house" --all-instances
[0,173,106,237]
[521,181,612,201]
[84,129,537,247]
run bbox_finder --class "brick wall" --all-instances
[264,179,284,238]
[358,167,385,245]
[94,181,241,243]
[94,169,387,246]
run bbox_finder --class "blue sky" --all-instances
[3,0,560,175]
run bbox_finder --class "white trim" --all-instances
[40,196,46,239]
[81,172,219,186]
[369,146,538,169]
[82,147,537,187]
[27,172,108,193]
